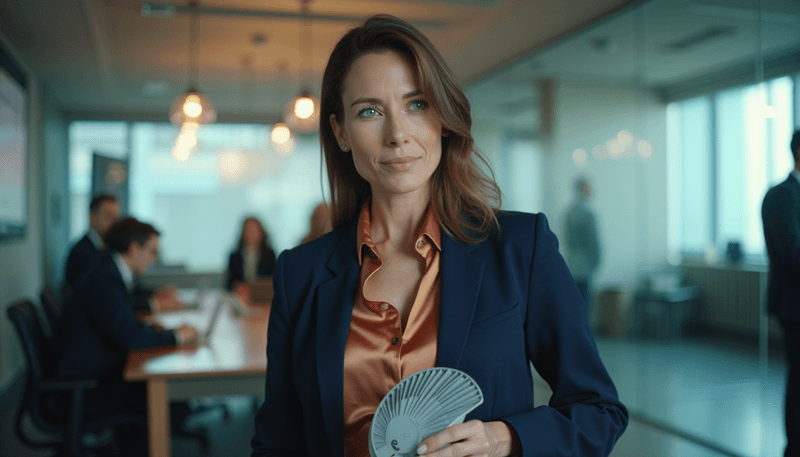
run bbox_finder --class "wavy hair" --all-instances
[320,14,501,243]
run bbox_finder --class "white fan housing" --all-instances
[368,367,484,457]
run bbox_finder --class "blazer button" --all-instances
[380,303,389,310]
[392,338,400,345]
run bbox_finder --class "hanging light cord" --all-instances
[300,0,312,90]
[189,0,199,87]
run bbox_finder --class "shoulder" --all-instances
[280,223,354,270]
[495,211,552,242]
[468,211,556,257]
[764,177,800,208]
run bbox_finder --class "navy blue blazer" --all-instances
[251,212,627,456]
[64,233,153,312]
[762,174,800,322]
[55,255,177,381]
[64,234,102,288]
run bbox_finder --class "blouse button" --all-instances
[380,303,389,310]
[392,338,400,345]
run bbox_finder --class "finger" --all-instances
[418,421,483,454]
[422,439,490,457]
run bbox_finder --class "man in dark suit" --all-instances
[55,217,199,419]
[64,194,183,312]
[64,194,120,289]
[762,129,800,457]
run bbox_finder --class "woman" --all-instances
[226,216,276,291]
[252,15,627,457]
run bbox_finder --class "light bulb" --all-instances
[183,94,203,118]
[294,97,315,120]
[271,123,291,145]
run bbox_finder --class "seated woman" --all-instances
[226,216,277,297]
[251,15,627,457]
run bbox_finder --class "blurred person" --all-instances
[251,15,626,457]
[563,177,601,317]
[226,216,277,295]
[64,194,182,312]
[54,217,199,454]
[762,129,800,457]
[64,194,120,288]
[300,202,333,244]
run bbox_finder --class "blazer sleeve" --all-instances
[86,279,176,351]
[503,214,627,456]
[251,251,306,456]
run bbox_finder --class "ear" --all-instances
[330,113,348,149]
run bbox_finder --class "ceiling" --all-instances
[466,0,800,134]
[0,0,638,122]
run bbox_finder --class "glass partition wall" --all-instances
[465,0,800,456]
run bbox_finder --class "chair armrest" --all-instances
[39,378,100,392]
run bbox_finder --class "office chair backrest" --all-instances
[39,287,61,338]
[7,301,53,385]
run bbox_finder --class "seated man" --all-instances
[55,217,198,421]
[64,194,119,289]
[64,194,183,312]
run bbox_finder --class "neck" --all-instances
[794,162,800,173]
[369,188,430,246]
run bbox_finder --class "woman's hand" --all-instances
[416,420,520,457]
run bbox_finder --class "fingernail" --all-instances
[417,444,427,454]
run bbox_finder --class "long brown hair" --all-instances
[320,14,501,243]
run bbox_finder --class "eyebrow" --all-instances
[349,90,424,108]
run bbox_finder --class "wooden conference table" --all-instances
[124,290,270,457]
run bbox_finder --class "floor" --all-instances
[0,334,788,457]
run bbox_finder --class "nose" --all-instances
[385,111,411,147]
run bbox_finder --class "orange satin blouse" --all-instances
[342,201,442,457]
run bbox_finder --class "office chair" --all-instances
[39,286,62,340]
[6,300,146,457]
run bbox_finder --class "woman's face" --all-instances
[330,50,445,201]
[243,220,263,247]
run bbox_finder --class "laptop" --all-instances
[248,277,274,305]
[178,280,209,310]
[198,295,225,344]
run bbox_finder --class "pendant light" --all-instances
[283,0,319,133]
[170,0,216,126]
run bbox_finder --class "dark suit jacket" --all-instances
[251,212,627,457]
[64,233,152,312]
[55,254,177,381]
[64,234,102,288]
[762,174,800,322]
[226,249,277,290]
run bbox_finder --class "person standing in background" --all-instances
[762,129,800,457]
[563,177,601,317]
[226,216,277,292]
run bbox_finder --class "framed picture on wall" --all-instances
[0,41,28,241]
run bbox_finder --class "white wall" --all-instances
[0,33,44,391]
[542,80,668,288]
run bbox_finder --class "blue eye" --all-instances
[358,107,378,118]
[410,99,428,110]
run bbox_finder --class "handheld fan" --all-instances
[368,367,484,457]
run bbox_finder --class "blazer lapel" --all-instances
[437,233,485,369]
[316,221,359,457]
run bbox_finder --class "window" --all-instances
[668,75,796,260]
[69,122,327,271]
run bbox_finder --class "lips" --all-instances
[382,156,418,171]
